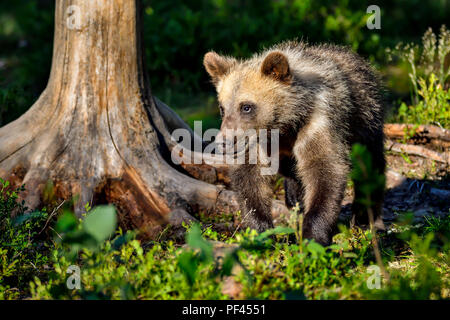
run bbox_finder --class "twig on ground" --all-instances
[39,200,66,234]
[231,209,254,239]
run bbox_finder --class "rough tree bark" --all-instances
[0,0,287,237]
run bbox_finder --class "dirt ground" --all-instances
[271,153,449,228]
[376,154,448,223]
[187,134,449,237]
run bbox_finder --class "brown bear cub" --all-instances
[203,41,385,246]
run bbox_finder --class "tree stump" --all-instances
[0,0,289,238]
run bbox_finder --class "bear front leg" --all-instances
[294,134,349,246]
[231,164,274,232]
[298,159,348,246]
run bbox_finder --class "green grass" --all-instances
[387,26,450,128]
[26,215,450,300]
[1,176,448,300]
[0,178,49,299]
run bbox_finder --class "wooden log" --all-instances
[386,139,450,164]
[384,124,450,142]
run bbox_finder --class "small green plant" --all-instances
[396,74,450,127]
[350,143,388,280]
[388,26,450,128]
[0,178,48,299]
[363,220,449,299]
[54,205,117,258]
[31,220,229,299]
[0,177,447,300]
[177,223,296,296]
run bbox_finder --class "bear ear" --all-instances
[203,51,236,84]
[261,51,291,82]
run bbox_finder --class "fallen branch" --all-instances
[384,124,450,142]
[386,139,449,164]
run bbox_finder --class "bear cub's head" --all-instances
[203,50,294,139]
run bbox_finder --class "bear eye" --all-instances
[240,103,254,114]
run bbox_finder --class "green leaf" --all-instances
[62,230,98,250]
[220,250,238,277]
[55,211,78,233]
[307,240,326,258]
[12,211,45,226]
[186,223,213,262]
[178,251,199,286]
[256,226,295,241]
[82,205,117,243]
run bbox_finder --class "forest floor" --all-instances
[196,135,449,237]
[1,114,449,299]
[185,134,450,300]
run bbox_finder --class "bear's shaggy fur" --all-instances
[203,41,385,245]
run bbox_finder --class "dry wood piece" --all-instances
[384,124,450,142]
[386,140,450,164]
